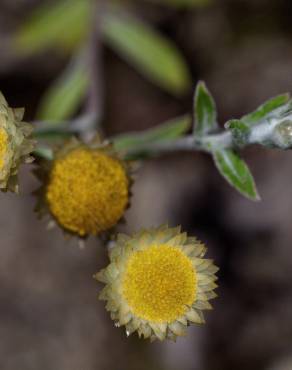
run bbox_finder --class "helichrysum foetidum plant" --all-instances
[95,225,218,341]
[5,78,292,343]
[35,136,131,238]
[0,92,35,192]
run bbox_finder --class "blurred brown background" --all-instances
[1,0,292,370]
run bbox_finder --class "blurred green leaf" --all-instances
[34,146,54,160]
[213,149,260,201]
[37,59,89,121]
[102,12,191,95]
[194,81,217,136]
[143,0,212,8]
[242,94,290,126]
[15,0,90,54]
[113,115,191,152]
[34,128,73,140]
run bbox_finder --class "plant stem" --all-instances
[120,114,292,159]
[122,131,232,159]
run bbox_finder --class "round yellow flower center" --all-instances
[46,147,129,236]
[0,128,8,170]
[122,245,196,323]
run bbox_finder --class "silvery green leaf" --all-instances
[213,149,260,201]
[37,58,89,121]
[15,0,90,54]
[102,12,191,96]
[242,94,290,126]
[194,81,218,136]
[113,115,191,153]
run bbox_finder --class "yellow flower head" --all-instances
[35,137,131,238]
[0,92,35,192]
[95,225,218,341]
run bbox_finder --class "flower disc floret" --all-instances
[0,128,9,170]
[45,146,129,237]
[95,225,218,341]
[122,245,196,322]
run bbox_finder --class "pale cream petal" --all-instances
[152,224,181,244]
[192,258,205,268]
[113,259,124,275]
[110,311,119,321]
[193,300,212,310]
[119,301,132,325]
[157,323,168,332]
[119,311,132,325]
[105,299,119,312]
[188,244,207,257]
[196,292,208,301]
[109,279,121,292]
[125,237,140,250]
[205,265,220,274]
[169,321,187,336]
[106,262,119,280]
[204,291,218,300]
[151,225,174,243]
[199,282,218,292]
[195,259,214,272]
[186,308,205,324]
[149,323,167,341]
[94,269,108,283]
[119,301,131,315]
[117,233,131,243]
[186,236,198,244]
[167,330,177,342]
[197,273,218,285]
[125,318,140,336]
[182,245,197,256]
[136,231,155,248]
[138,324,152,339]
[99,286,109,301]
[177,315,188,325]
[109,245,123,261]
[165,233,187,247]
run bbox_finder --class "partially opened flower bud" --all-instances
[272,120,292,149]
[0,92,35,192]
[95,225,218,341]
[35,137,132,238]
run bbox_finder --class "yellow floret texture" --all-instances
[0,128,8,170]
[46,147,129,236]
[122,244,196,322]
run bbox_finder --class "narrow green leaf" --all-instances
[15,0,90,54]
[37,60,89,121]
[102,13,191,95]
[34,128,73,140]
[194,81,217,136]
[113,115,191,151]
[242,94,290,126]
[144,0,213,8]
[33,146,54,160]
[213,149,260,201]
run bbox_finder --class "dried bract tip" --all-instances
[0,92,35,192]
